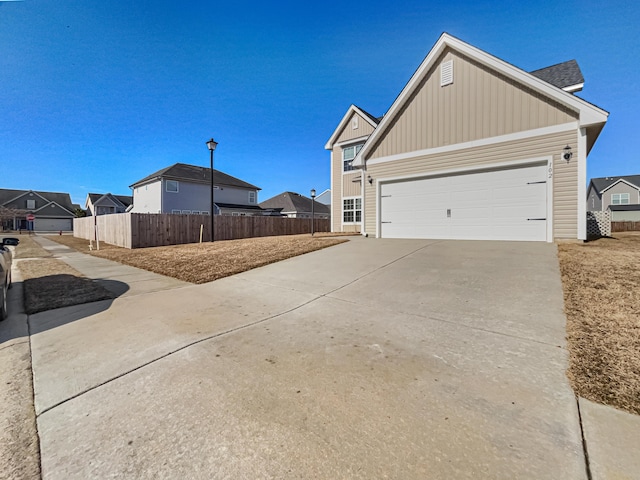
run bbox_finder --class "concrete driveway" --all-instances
[30,238,585,479]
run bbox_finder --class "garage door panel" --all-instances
[380,164,547,241]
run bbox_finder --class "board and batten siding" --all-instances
[364,129,578,239]
[330,111,373,231]
[367,49,578,160]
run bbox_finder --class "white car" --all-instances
[0,237,19,321]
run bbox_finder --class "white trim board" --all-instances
[360,122,577,168]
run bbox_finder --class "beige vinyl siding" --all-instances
[368,49,577,160]
[343,172,362,197]
[335,112,376,144]
[364,129,578,239]
[330,112,373,231]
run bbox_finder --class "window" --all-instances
[343,197,362,223]
[201,211,209,215]
[182,210,191,214]
[612,193,630,205]
[166,180,179,193]
[343,144,363,172]
[191,210,200,215]
[248,191,256,204]
[171,209,181,214]
[26,199,35,209]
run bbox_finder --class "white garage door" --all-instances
[380,164,548,241]
[34,218,73,232]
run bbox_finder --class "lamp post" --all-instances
[310,188,316,236]
[206,138,218,242]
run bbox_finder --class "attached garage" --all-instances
[379,163,549,241]
[34,218,73,232]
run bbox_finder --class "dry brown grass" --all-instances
[18,259,114,314]
[48,234,349,284]
[558,232,640,415]
[3,234,52,259]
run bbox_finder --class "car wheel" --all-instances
[0,281,7,322]
[7,269,11,289]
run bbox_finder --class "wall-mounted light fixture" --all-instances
[563,145,573,162]
[367,175,373,185]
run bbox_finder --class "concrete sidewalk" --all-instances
[31,235,189,297]
[6,235,639,479]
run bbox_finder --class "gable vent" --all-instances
[441,60,453,86]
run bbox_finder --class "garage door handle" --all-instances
[527,218,546,221]
[527,181,547,184]
[381,221,392,224]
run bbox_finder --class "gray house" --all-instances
[85,193,133,216]
[259,192,330,219]
[0,188,77,232]
[130,163,263,216]
[587,175,640,221]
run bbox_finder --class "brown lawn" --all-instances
[558,232,640,415]
[48,234,350,284]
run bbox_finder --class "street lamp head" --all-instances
[206,138,218,151]
[310,188,316,198]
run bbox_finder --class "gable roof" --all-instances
[87,193,133,208]
[353,32,609,167]
[324,105,381,150]
[529,60,584,92]
[0,188,75,212]
[259,191,331,214]
[130,163,260,190]
[589,175,640,193]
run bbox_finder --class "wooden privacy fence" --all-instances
[611,221,640,233]
[74,213,330,249]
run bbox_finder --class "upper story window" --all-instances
[166,180,179,193]
[248,191,256,204]
[343,144,363,172]
[612,193,630,205]
[26,199,35,209]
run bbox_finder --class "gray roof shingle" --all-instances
[529,60,584,90]
[590,175,640,192]
[130,163,260,190]
[260,191,331,215]
[0,188,75,211]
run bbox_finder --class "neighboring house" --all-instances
[325,33,608,242]
[259,192,331,219]
[587,175,640,221]
[315,189,331,206]
[130,163,263,216]
[85,193,133,216]
[0,188,77,231]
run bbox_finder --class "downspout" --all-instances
[360,164,366,236]
[577,128,588,240]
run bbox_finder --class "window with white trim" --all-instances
[166,180,179,193]
[171,209,181,214]
[248,191,256,204]
[26,199,35,209]
[343,197,362,223]
[612,193,630,205]
[343,143,363,172]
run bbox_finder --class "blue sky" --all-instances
[1,0,638,206]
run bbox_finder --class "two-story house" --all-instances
[130,163,263,216]
[85,193,133,216]
[0,188,77,231]
[325,33,608,242]
[587,175,640,221]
